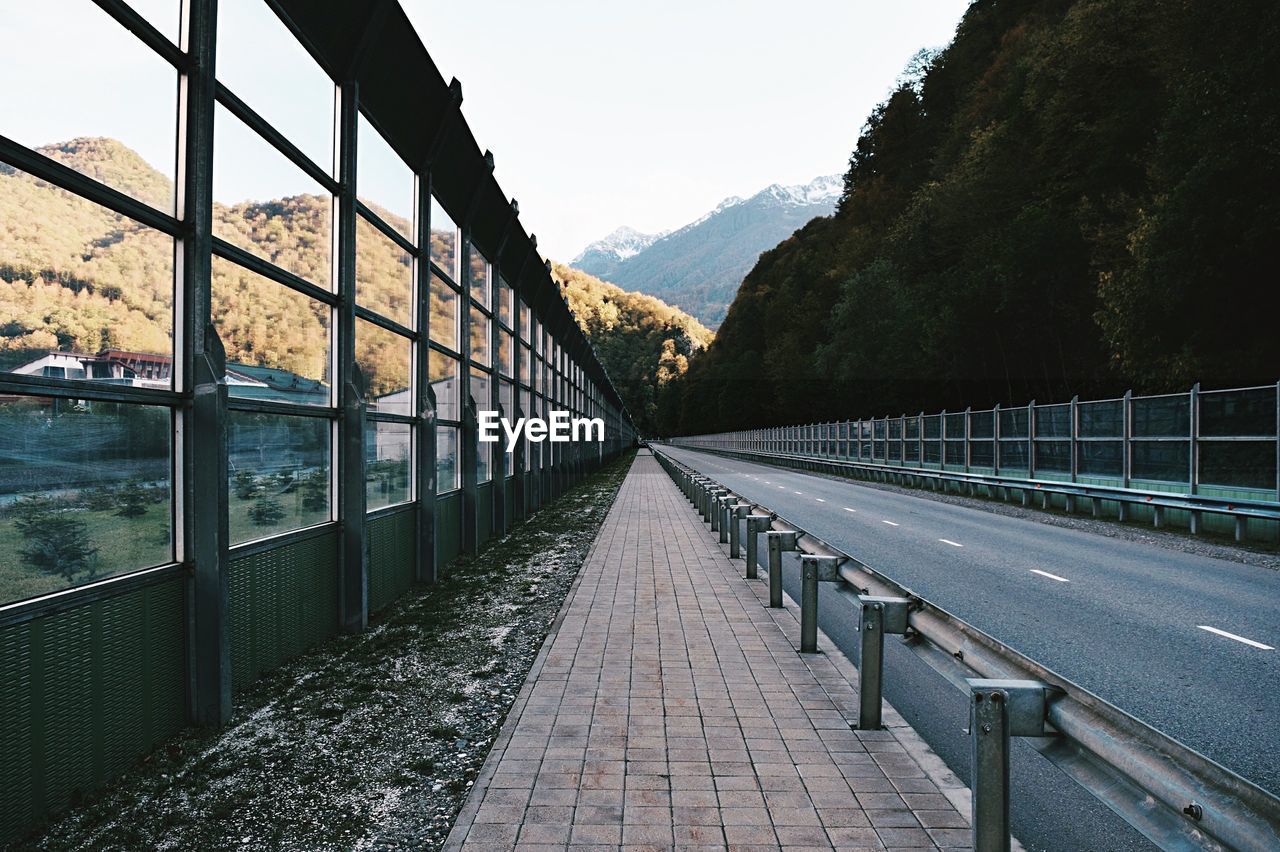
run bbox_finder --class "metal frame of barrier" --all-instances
[652,446,1280,852]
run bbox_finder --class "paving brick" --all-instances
[443,453,969,851]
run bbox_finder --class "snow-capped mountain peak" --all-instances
[758,174,843,207]
[572,226,667,265]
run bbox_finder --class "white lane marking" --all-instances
[1197,625,1274,650]
[816,498,826,503]
[881,520,899,527]
[794,490,803,495]
[843,507,856,513]
[939,539,963,548]
[1030,569,1069,583]
[763,480,771,484]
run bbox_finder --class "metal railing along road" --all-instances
[669,382,1280,542]
[651,446,1280,852]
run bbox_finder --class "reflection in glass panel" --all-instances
[366,420,410,510]
[498,277,513,328]
[1078,400,1123,437]
[228,411,329,544]
[1132,395,1189,438]
[1035,404,1071,438]
[499,330,514,377]
[1200,441,1276,489]
[429,349,460,421]
[429,271,458,351]
[0,396,171,604]
[356,319,411,414]
[519,344,532,384]
[213,105,332,288]
[1,4,177,212]
[1132,441,1189,483]
[469,307,490,366]
[0,169,174,385]
[500,381,515,476]
[520,302,532,343]
[436,425,459,492]
[216,0,335,171]
[356,214,413,328]
[356,113,414,240]
[469,245,490,306]
[1078,441,1122,476]
[212,256,330,405]
[1199,388,1278,437]
[471,366,492,414]
[429,196,459,281]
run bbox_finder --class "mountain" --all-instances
[570,226,666,282]
[572,175,840,329]
[656,0,1280,436]
[551,263,712,435]
[0,137,704,428]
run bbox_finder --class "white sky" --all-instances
[0,0,972,260]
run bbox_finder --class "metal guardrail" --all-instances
[666,445,1280,542]
[651,446,1280,852]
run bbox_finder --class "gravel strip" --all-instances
[16,452,635,852]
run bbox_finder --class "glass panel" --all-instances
[970,411,994,439]
[1035,404,1071,438]
[227,411,329,545]
[469,245,490,307]
[469,307,490,366]
[1,4,178,211]
[498,330,514,377]
[428,271,458,352]
[1199,388,1277,437]
[429,196,460,282]
[355,319,411,414]
[497,277,513,328]
[212,256,330,405]
[0,397,171,604]
[366,420,410,510]
[888,420,901,440]
[1078,441,1122,476]
[355,214,413,328]
[923,415,941,439]
[1132,395,1189,438]
[1034,440,1071,473]
[213,105,332,288]
[999,441,1028,470]
[356,113,414,241]
[500,380,515,476]
[216,0,335,171]
[520,299,532,342]
[1200,441,1276,489]
[519,344,531,384]
[436,425,458,493]
[471,366,492,414]
[1,174,175,386]
[428,349,460,422]
[1132,441,1189,483]
[970,442,994,467]
[1000,408,1028,438]
[945,413,966,439]
[924,441,941,464]
[1079,400,1123,437]
[943,440,963,465]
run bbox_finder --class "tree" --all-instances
[234,469,259,500]
[115,480,149,518]
[249,496,285,527]
[12,496,99,582]
[300,469,328,513]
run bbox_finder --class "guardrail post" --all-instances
[968,679,1050,852]
[745,515,770,578]
[729,504,750,558]
[799,555,841,653]
[766,530,797,608]
[710,489,727,531]
[718,495,732,543]
[856,595,912,730]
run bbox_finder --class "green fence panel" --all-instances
[367,509,415,614]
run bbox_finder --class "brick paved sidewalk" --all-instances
[445,451,971,851]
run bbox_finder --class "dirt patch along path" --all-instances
[18,451,635,852]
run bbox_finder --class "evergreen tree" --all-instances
[249,495,286,527]
[115,480,150,518]
[13,496,99,582]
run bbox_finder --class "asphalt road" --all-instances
[661,445,1280,852]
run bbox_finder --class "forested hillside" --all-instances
[552,263,712,434]
[657,0,1280,436]
[1,138,704,420]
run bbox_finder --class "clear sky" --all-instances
[403,0,972,259]
[1,0,971,259]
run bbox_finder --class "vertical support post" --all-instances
[415,175,437,583]
[181,0,230,726]
[1027,400,1036,480]
[1069,395,1080,484]
[337,81,367,633]
[718,496,731,544]
[964,407,972,473]
[1189,383,1200,495]
[993,403,1001,477]
[766,530,796,608]
[970,688,1011,852]
[746,515,769,578]
[1122,389,1133,489]
[859,599,886,729]
[799,555,839,654]
[729,504,749,558]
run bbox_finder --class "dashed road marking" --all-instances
[843,507,856,513]
[881,520,899,527]
[939,539,963,547]
[815,498,826,503]
[1197,625,1274,650]
[1030,569,1069,583]
[793,491,804,495]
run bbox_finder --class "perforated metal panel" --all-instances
[435,492,463,568]
[229,531,338,694]
[476,482,493,547]
[367,509,415,614]
[0,579,185,845]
